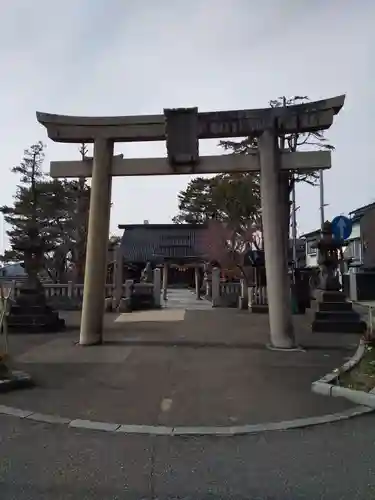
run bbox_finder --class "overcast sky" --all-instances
[0,0,374,252]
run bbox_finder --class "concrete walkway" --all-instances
[163,287,213,310]
[2,308,363,430]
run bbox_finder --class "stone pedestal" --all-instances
[153,268,161,308]
[248,266,268,313]
[312,290,366,334]
[7,281,65,333]
[238,279,248,310]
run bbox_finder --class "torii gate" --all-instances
[37,95,345,349]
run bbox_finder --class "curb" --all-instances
[0,403,372,436]
[311,338,375,408]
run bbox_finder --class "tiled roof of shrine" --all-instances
[118,224,207,263]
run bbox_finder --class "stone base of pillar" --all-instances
[266,343,304,352]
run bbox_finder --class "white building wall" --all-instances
[306,253,318,267]
[349,221,360,239]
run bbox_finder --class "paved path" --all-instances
[0,412,375,499]
[1,308,361,427]
[163,288,213,310]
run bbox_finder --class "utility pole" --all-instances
[319,169,325,229]
[291,176,298,267]
[280,97,298,272]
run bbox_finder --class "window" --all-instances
[351,238,362,262]
[306,239,317,255]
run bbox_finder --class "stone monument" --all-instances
[7,227,65,333]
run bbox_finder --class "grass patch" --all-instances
[339,342,375,392]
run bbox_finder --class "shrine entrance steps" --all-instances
[163,288,213,311]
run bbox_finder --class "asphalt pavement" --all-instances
[2,306,360,427]
[1,292,371,498]
[0,412,375,499]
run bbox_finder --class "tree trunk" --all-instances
[73,176,88,284]
[74,248,86,283]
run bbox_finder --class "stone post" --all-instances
[258,130,295,349]
[211,267,221,307]
[194,266,200,299]
[162,262,168,301]
[153,268,161,308]
[205,277,212,298]
[79,138,114,346]
[239,278,248,309]
[118,279,133,312]
[125,280,133,299]
[349,272,358,301]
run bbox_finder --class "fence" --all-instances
[352,301,375,336]
[209,268,269,308]
[218,281,242,308]
[219,282,241,296]
[215,281,268,309]
[5,275,269,310]
[249,285,268,306]
[8,282,156,299]
[10,282,106,300]
[207,267,314,311]
[342,271,375,302]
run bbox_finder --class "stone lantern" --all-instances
[7,226,65,333]
[312,220,366,333]
[315,221,343,291]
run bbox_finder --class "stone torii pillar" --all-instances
[259,130,294,348]
[79,139,113,344]
[37,95,344,348]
